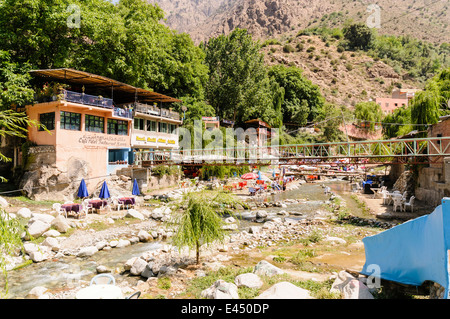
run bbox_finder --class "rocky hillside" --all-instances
[153,0,450,45]
[261,34,421,107]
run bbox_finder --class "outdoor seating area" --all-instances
[218,170,296,197]
[53,178,140,219]
[374,187,415,213]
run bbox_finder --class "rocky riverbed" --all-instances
[0,179,433,299]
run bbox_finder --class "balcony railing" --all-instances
[63,90,114,109]
[131,102,181,121]
[114,107,133,119]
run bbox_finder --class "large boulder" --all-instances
[201,280,239,299]
[130,258,147,276]
[126,209,145,220]
[254,260,285,277]
[234,273,263,289]
[51,215,70,233]
[16,207,32,219]
[256,282,314,299]
[77,246,98,257]
[30,213,55,224]
[330,270,374,299]
[27,220,51,239]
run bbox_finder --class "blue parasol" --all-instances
[77,179,89,198]
[132,178,140,196]
[257,171,262,180]
[99,181,111,199]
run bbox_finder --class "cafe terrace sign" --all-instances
[133,134,177,147]
[78,133,129,147]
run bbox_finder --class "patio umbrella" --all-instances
[77,179,89,198]
[257,171,262,180]
[132,178,140,196]
[241,172,258,180]
[99,181,111,199]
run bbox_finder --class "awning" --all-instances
[29,68,181,104]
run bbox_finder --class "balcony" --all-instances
[131,102,181,121]
[63,90,114,109]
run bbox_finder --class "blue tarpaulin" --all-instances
[361,197,450,298]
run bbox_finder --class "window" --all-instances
[169,123,178,134]
[60,111,81,130]
[147,120,157,132]
[107,119,128,135]
[85,114,104,133]
[39,112,55,131]
[134,118,145,130]
[159,122,167,133]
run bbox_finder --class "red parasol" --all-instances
[241,173,258,180]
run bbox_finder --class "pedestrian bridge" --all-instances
[134,136,450,166]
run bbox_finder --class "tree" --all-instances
[171,190,239,264]
[204,28,275,125]
[410,85,441,137]
[268,65,325,127]
[382,106,412,139]
[354,101,383,132]
[343,23,374,50]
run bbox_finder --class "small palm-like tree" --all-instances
[171,190,239,264]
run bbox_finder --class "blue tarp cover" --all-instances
[361,198,450,298]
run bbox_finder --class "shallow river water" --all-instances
[2,179,357,299]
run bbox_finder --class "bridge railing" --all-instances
[135,136,450,166]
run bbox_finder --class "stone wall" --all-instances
[415,158,450,207]
[115,167,181,193]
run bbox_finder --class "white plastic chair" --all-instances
[393,196,403,212]
[82,199,94,215]
[108,197,123,211]
[90,274,116,286]
[53,203,67,218]
[403,196,415,213]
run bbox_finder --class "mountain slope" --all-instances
[261,34,421,107]
[153,0,450,44]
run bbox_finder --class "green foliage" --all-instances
[204,28,277,126]
[382,106,412,139]
[0,0,208,100]
[343,23,374,50]
[268,65,325,127]
[410,86,441,136]
[171,190,240,264]
[0,208,28,293]
[200,165,250,180]
[151,165,181,177]
[354,101,383,132]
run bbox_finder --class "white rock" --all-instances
[256,282,314,299]
[0,196,8,208]
[27,220,51,239]
[42,229,61,237]
[95,241,109,250]
[29,251,46,263]
[41,237,60,251]
[116,239,131,248]
[235,273,263,289]
[30,213,55,224]
[201,280,239,299]
[16,207,32,219]
[51,215,70,233]
[324,236,347,245]
[254,260,285,277]
[138,230,152,242]
[28,286,48,298]
[126,209,145,220]
[77,246,98,257]
[130,258,147,276]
